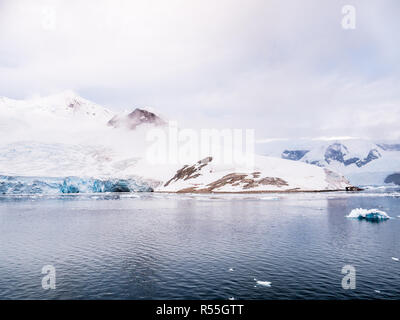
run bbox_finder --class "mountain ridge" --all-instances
[258,139,400,186]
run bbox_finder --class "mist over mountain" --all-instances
[108,108,166,130]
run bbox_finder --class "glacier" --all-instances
[0,175,153,195]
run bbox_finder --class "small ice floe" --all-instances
[256,281,272,287]
[392,257,399,262]
[254,278,271,287]
[228,297,235,300]
[228,268,234,272]
[346,208,390,221]
[374,290,381,294]
[259,196,280,201]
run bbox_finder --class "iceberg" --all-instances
[254,278,271,287]
[0,175,153,195]
[256,281,271,287]
[346,208,390,221]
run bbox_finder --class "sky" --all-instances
[0,0,399,141]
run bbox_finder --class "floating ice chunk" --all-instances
[374,290,381,294]
[392,257,399,262]
[260,196,280,201]
[228,297,235,300]
[228,268,234,272]
[254,278,271,287]
[346,208,390,221]
[256,281,271,287]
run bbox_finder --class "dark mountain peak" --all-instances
[377,143,400,151]
[281,150,309,161]
[384,173,400,185]
[108,108,166,130]
[355,149,381,167]
[323,143,381,167]
[324,143,348,164]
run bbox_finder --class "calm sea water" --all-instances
[0,189,399,300]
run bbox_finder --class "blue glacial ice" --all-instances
[346,208,390,221]
[0,175,153,194]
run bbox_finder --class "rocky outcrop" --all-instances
[174,172,290,193]
[377,143,400,151]
[164,157,212,187]
[281,150,309,161]
[108,108,166,130]
[324,143,349,164]
[384,173,400,185]
[345,186,364,191]
[354,149,381,167]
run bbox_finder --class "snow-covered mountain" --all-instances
[161,156,350,193]
[0,90,112,124]
[258,138,400,186]
[0,92,352,194]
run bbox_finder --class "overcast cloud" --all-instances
[0,0,399,140]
